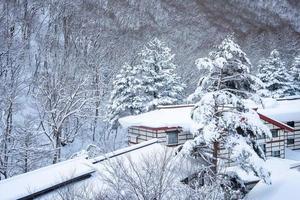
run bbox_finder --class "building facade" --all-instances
[285,120,300,150]
[258,98,300,151]
[121,105,294,162]
[128,126,193,146]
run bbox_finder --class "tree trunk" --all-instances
[24,134,29,173]
[3,101,13,179]
[212,141,219,174]
[24,150,28,173]
[53,129,62,164]
[92,68,100,141]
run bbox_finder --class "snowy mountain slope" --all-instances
[82,0,300,91]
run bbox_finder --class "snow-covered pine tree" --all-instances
[188,36,262,103]
[185,91,271,182]
[257,49,295,98]
[139,38,185,111]
[107,39,185,130]
[107,63,145,130]
[291,54,300,95]
[183,36,271,186]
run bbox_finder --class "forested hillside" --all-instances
[1,0,299,179]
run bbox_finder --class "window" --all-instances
[271,150,281,157]
[287,138,295,145]
[167,131,178,145]
[271,130,279,138]
[287,121,295,127]
[131,135,139,144]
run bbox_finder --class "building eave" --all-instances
[258,113,295,132]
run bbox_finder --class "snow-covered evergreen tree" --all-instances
[106,63,145,130]
[139,38,185,110]
[183,37,271,186]
[257,49,295,98]
[291,54,300,95]
[184,91,271,183]
[188,36,262,102]
[107,39,185,130]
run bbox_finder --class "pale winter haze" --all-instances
[0,1,300,200]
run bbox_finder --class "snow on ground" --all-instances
[119,106,200,131]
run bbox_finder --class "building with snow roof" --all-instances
[245,157,300,200]
[0,139,210,200]
[258,97,300,150]
[0,139,178,200]
[119,104,295,164]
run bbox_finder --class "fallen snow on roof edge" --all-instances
[118,107,201,132]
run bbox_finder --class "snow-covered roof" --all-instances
[226,149,300,200]
[102,142,198,172]
[258,98,300,122]
[39,139,201,199]
[0,158,94,200]
[245,157,300,200]
[37,139,201,199]
[91,139,161,164]
[0,140,168,200]
[119,104,294,132]
[119,106,198,131]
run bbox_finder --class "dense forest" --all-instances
[1,0,300,180]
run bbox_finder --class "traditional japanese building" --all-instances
[119,103,295,161]
[258,97,300,151]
